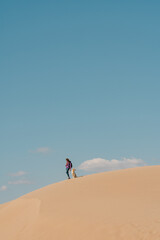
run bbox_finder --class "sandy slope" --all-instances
[0,166,160,240]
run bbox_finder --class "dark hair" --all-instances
[66,158,70,162]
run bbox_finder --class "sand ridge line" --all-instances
[0,166,160,240]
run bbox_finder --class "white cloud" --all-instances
[0,185,7,191]
[9,171,27,177]
[78,158,146,172]
[30,147,51,154]
[8,180,33,185]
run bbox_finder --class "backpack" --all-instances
[70,161,72,169]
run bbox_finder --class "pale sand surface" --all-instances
[0,166,160,240]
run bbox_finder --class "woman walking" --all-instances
[65,158,72,179]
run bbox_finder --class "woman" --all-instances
[65,158,72,179]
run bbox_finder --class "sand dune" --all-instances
[0,166,160,240]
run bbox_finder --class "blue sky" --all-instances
[1,0,160,203]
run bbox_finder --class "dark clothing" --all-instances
[66,168,70,179]
[66,161,72,179]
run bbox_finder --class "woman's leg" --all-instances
[66,168,70,179]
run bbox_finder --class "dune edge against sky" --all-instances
[0,165,160,240]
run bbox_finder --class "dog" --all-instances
[71,168,77,178]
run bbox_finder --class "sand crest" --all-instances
[0,166,160,240]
